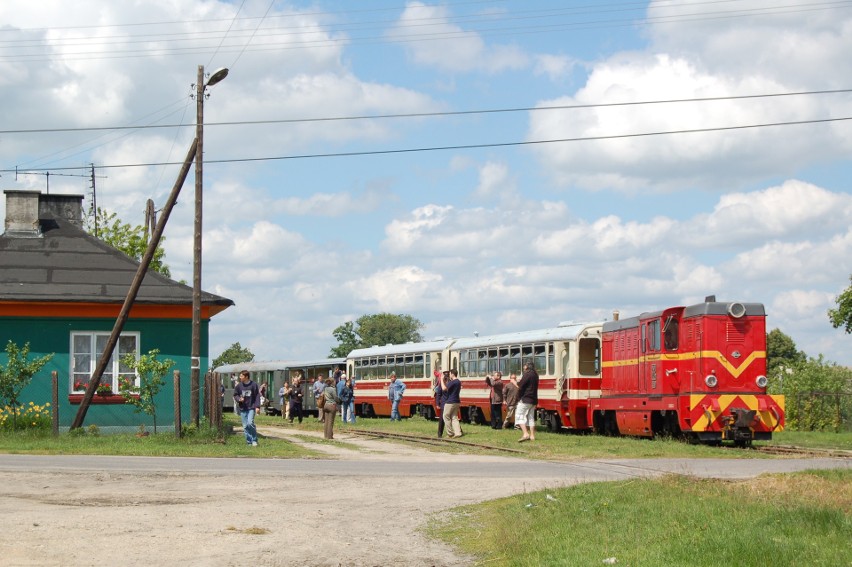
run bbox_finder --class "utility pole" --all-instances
[192,64,228,426]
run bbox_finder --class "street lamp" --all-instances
[192,64,228,425]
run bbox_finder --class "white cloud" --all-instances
[387,2,529,73]
[473,161,516,200]
[533,54,576,81]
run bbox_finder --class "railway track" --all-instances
[348,428,527,454]
[750,444,852,458]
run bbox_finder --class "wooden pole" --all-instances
[174,369,182,438]
[191,64,204,428]
[70,139,198,429]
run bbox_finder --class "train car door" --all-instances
[641,318,661,393]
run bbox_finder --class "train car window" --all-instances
[487,348,498,373]
[547,343,555,375]
[510,346,522,374]
[534,344,547,374]
[425,353,432,379]
[663,316,679,351]
[578,338,600,376]
[477,349,488,375]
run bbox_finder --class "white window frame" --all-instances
[70,331,140,393]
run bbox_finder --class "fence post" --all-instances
[173,369,182,438]
[51,371,59,436]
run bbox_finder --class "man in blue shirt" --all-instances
[387,372,406,421]
[233,370,260,446]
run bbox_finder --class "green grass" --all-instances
[769,429,852,450]
[0,423,320,458]
[1,411,848,460]
[429,469,852,567]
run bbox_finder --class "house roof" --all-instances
[0,214,234,310]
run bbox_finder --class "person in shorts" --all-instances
[515,362,539,442]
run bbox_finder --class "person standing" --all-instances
[313,376,326,422]
[441,368,463,439]
[338,374,354,424]
[233,370,260,446]
[502,373,520,429]
[322,378,340,439]
[388,372,406,421]
[258,382,268,415]
[278,382,289,419]
[485,371,504,429]
[288,376,304,424]
[516,362,539,442]
[435,370,448,438]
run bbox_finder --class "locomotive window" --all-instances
[646,320,660,351]
[663,316,679,351]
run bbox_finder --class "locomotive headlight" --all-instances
[705,374,718,388]
[755,375,768,389]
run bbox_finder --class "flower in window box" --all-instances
[118,377,135,392]
[96,383,113,395]
[73,381,87,392]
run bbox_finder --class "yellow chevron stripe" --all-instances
[601,351,765,379]
[690,394,784,431]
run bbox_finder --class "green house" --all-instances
[0,190,233,431]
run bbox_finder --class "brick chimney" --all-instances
[3,190,84,237]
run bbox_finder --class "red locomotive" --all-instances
[589,296,784,445]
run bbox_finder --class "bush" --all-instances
[782,356,852,432]
[0,402,51,431]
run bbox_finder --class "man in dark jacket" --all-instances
[233,370,260,446]
[516,362,539,442]
[485,371,504,429]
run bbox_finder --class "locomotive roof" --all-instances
[213,357,346,374]
[450,322,602,349]
[348,338,456,358]
[682,301,765,318]
[603,301,766,332]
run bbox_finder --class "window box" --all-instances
[68,393,138,405]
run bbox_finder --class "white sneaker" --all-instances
[251,441,258,447]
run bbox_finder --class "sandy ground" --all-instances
[1,426,575,567]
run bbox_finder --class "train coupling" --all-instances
[720,408,757,441]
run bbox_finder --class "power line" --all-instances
[0,1,848,63]
[2,88,850,135]
[5,115,850,173]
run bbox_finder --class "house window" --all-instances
[71,332,139,393]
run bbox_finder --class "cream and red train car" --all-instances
[346,339,455,419]
[445,322,603,430]
[589,298,785,444]
[346,322,604,427]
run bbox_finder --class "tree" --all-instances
[329,322,360,358]
[766,328,806,377]
[828,274,852,334]
[120,349,175,434]
[85,207,171,278]
[212,342,255,370]
[330,313,424,357]
[0,341,54,429]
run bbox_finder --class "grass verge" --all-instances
[428,469,852,567]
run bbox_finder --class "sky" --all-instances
[1,0,850,366]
